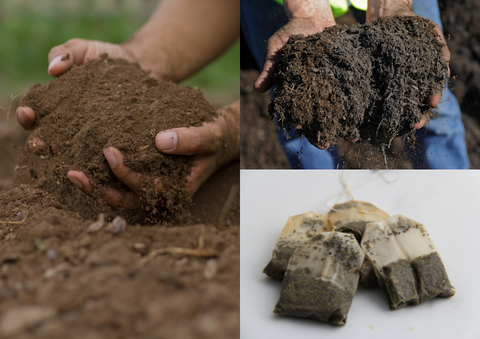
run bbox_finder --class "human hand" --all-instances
[16,39,137,130]
[63,100,240,210]
[254,0,336,93]
[367,0,450,129]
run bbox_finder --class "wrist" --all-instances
[284,0,330,19]
[367,0,412,20]
[285,0,336,29]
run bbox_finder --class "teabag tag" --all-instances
[327,201,389,286]
[263,212,331,280]
[362,214,455,310]
[274,232,364,325]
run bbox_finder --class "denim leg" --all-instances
[404,0,470,168]
[404,87,469,169]
[277,126,343,169]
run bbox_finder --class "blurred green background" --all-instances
[0,0,239,110]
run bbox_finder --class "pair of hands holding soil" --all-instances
[254,0,451,149]
[17,40,240,210]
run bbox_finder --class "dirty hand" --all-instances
[67,101,239,209]
[254,0,336,93]
[367,0,450,129]
[26,101,240,210]
[16,39,137,130]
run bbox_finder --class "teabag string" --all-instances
[317,171,398,220]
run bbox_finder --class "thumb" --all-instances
[155,124,222,156]
[47,38,91,77]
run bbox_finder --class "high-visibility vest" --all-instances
[273,0,367,18]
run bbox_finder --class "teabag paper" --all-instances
[362,214,455,310]
[274,232,364,325]
[263,212,331,280]
[327,201,389,241]
[327,201,389,286]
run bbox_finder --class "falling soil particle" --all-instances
[270,15,448,146]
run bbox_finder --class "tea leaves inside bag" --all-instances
[263,212,331,280]
[362,214,455,310]
[274,232,364,325]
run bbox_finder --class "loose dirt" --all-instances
[19,54,217,218]
[0,55,239,337]
[270,16,448,146]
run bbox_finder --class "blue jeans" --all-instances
[241,0,469,169]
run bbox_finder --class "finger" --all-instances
[16,107,36,130]
[67,170,94,196]
[48,39,135,77]
[427,91,442,108]
[27,137,46,155]
[103,147,146,196]
[48,38,90,77]
[254,34,285,93]
[431,25,451,78]
[102,188,140,210]
[347,138,358,143]
[414,117,427,130]
[185,156,217,198]
[68,169,140,210]
[156,124,222,156]
[315,142,330,150]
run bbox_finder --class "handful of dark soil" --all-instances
[270,15,448,145]
[19,54,217,216]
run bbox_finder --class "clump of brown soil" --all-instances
[270,15,448,146]
[19,54,217,217]
[0,162,240,338]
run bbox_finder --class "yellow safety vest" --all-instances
[273,0,367,18]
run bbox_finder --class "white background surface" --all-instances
[241,170,480,339]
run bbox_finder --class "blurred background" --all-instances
[0,0,239,107]
[0,0,239,191]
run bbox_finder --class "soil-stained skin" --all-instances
[18,54,217,219]
[270,15,448,146]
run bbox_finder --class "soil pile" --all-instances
[270,16,448,146]
[0,167,240,338]
[19,54,217,217]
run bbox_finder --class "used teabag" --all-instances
[263,212,331,280]
[327,200,389,286]
[274,231,364,325]
[361,214,455,310]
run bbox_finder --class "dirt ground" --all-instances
[0,103,239,338]
[241,7,480,169]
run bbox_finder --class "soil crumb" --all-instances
[18,54,217,220]
[270,15,448,146]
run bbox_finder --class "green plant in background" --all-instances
[0,1,239,109]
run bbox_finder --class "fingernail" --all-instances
[103,148,118,168]
[68,175,83,190]
[48,55,64,72]
[17,108,27,124]
[156,131,177,151]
